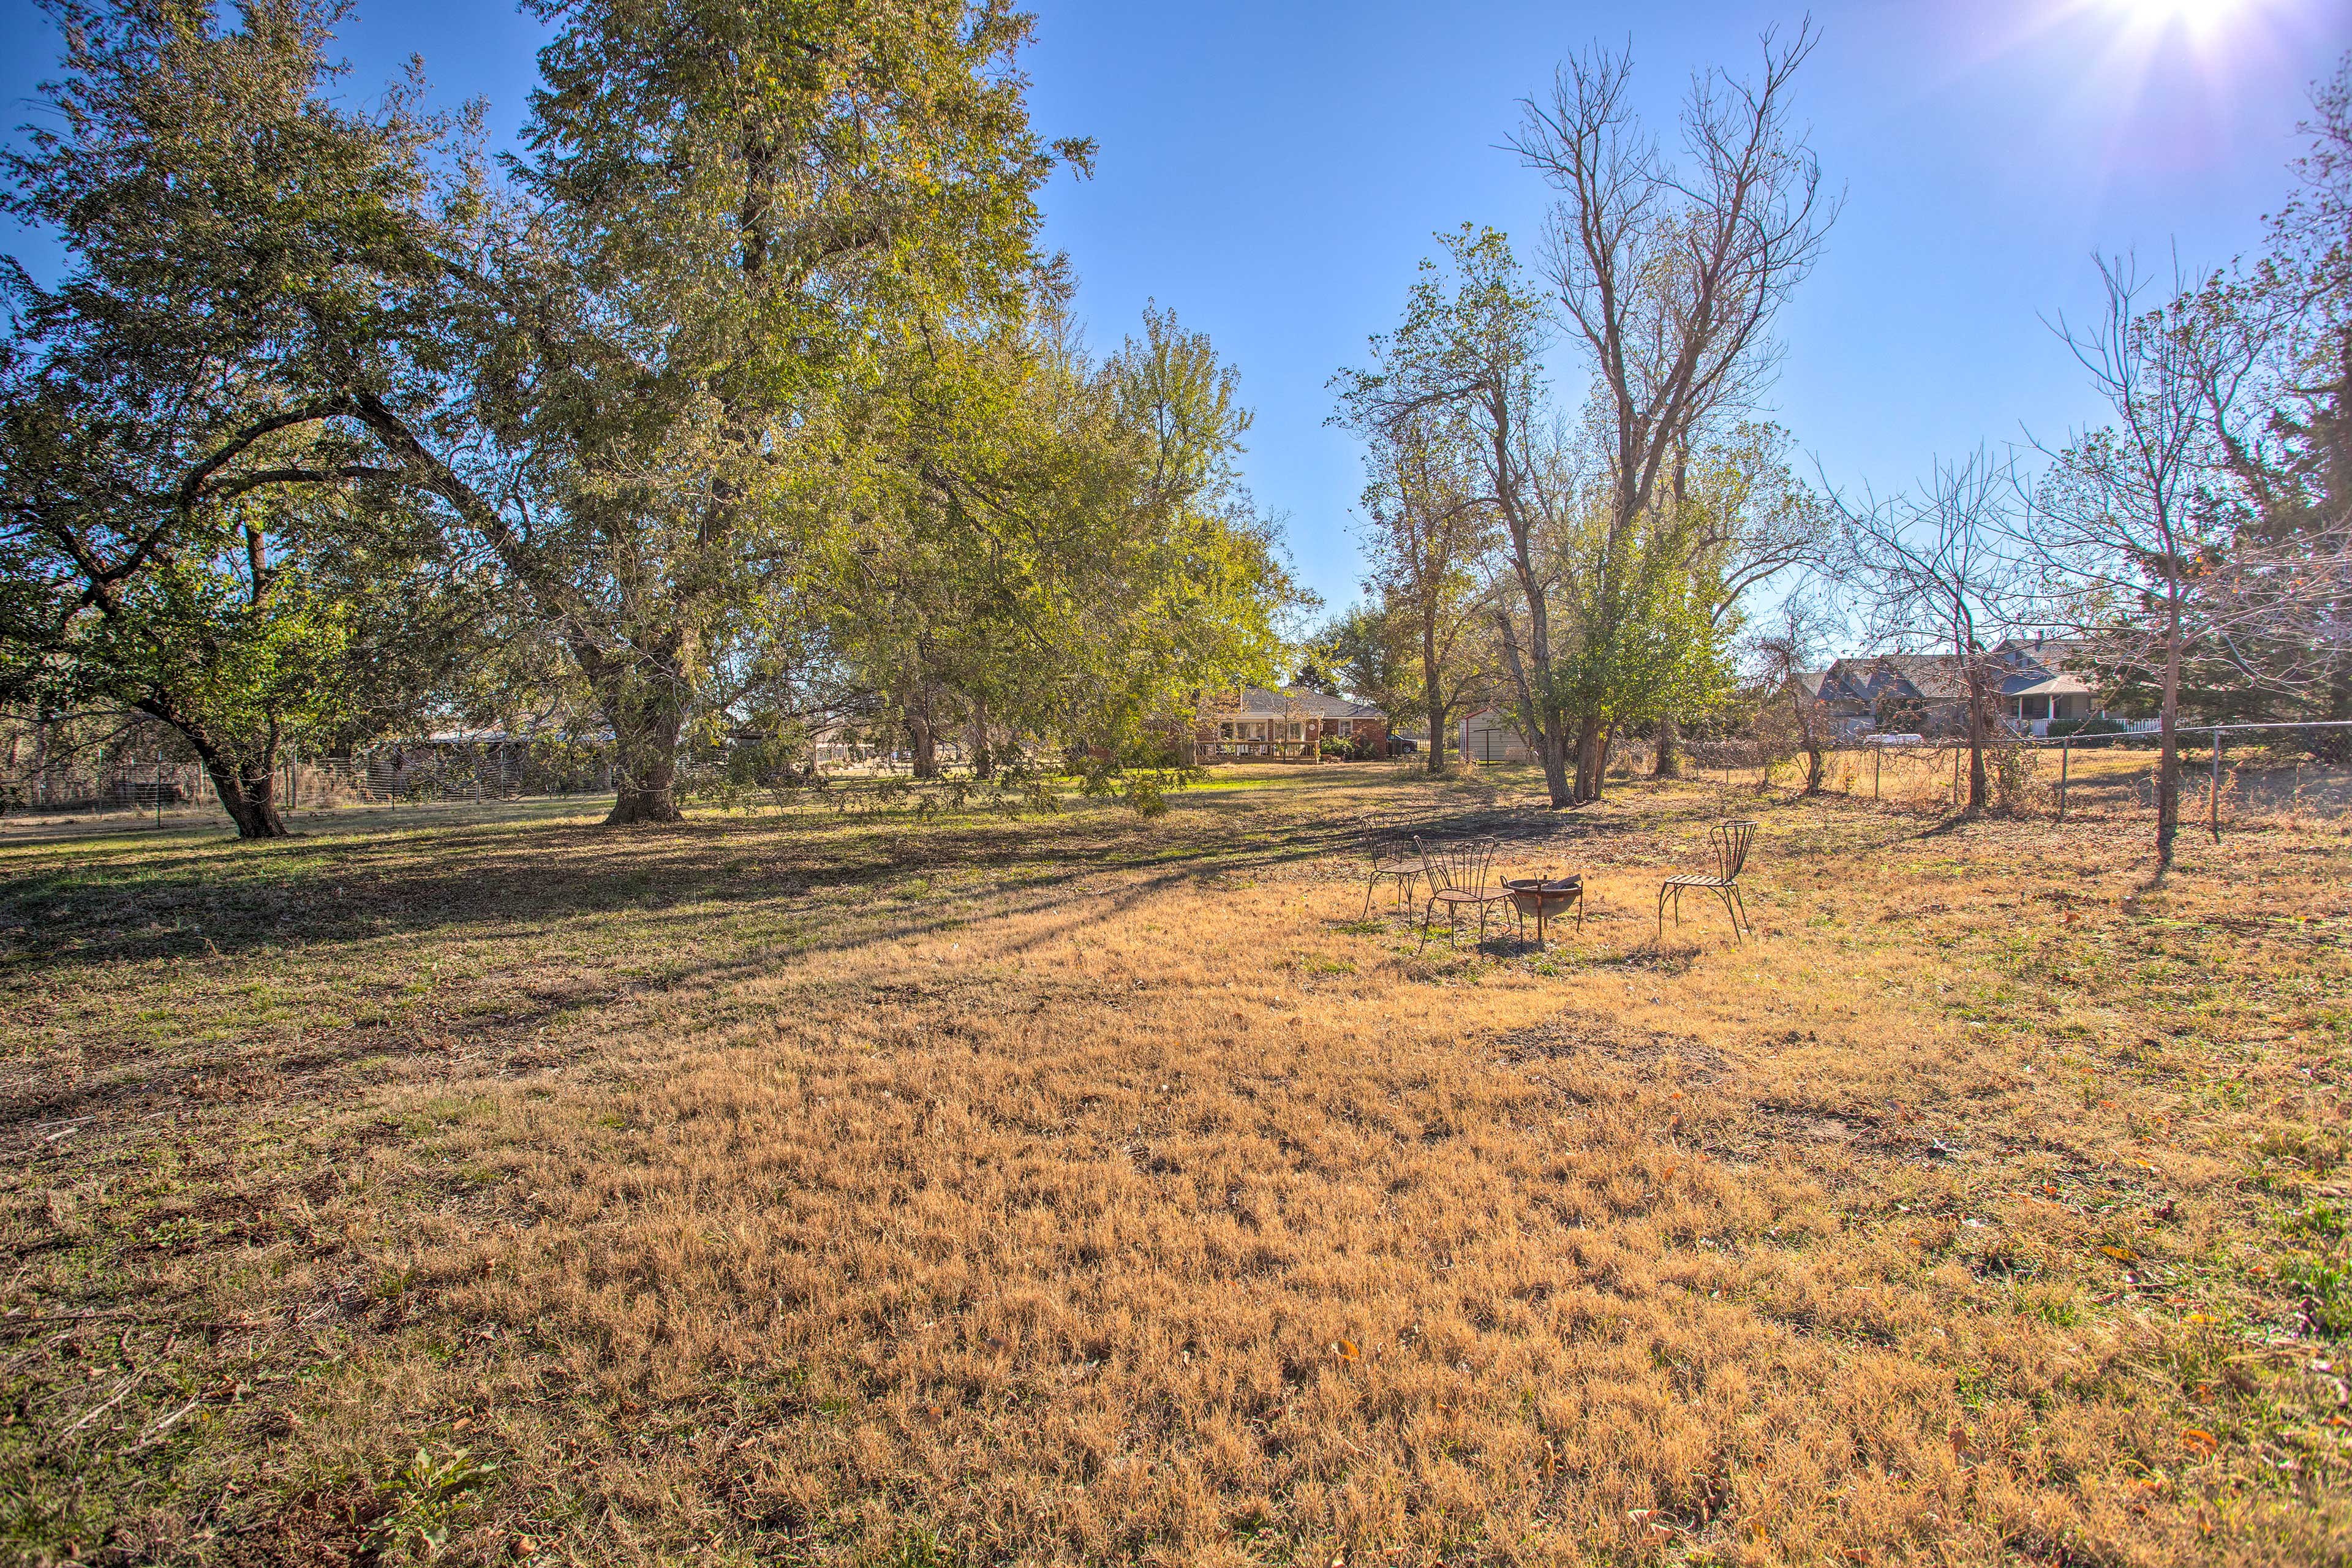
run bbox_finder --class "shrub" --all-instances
[1989,738,2042,815]
[2047,717,2127,738]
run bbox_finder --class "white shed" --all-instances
[1458,707,1535,764]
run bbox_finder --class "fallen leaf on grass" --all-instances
[2181,1428,2218,1456]
[2100,1245,2140,1264]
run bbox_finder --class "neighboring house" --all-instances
[1458,706,1536,764]
[1194,685,1389,762]
[1790,641,2110,740]
[1788,664,1880,739]
[1990,636,2102,733]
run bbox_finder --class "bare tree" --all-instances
[2024,254,2350,873]
[1495,24,1836,805]
[1745,587,1838,794]
[1830,449,2019,813]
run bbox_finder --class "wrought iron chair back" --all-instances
[1360,829,1423,918]
[1363,829,1411,873]
[1711,820,1757,882]
[1414,835,1498,900]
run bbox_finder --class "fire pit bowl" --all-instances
[1501,875,1584,947]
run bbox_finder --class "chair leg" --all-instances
[1731,885,1752,938]
[1656,883,1668,940]
[1362,874,1377,921]
[1716,888,1740,943]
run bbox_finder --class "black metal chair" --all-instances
[1414,835,1513,948]
[1657,820,1756,943]
[1360,830,1422,919]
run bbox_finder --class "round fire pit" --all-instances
[1501,875,1583,948]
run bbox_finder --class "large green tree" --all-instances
[821,303,1291,776]
[0,0,480,837]
[348,0,1083,823]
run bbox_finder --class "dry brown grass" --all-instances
[2,766,2348,1567]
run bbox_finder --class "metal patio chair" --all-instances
[1657,820,1756,944]
[1414,835,1513,949]
[1360,829,1423,919]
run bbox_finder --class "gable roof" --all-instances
[1996,636,2109,681]
[1218,684,1385,720]
[1869,654,1969,702]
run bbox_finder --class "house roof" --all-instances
[1219,685,1385,720]
[1869,654,1970,702]
[2000,672,2093,699]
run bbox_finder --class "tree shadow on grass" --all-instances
[0,787,1678,965]
[0,786,1718,1136]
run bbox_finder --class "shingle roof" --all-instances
[2000,671,2092,698]
[1869,654,1969,702]
[1221,685,1385,720]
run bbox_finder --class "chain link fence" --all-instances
[1686,723,2352,832]
[0,730,616,825]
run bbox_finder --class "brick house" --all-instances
[1193,685,1388,762]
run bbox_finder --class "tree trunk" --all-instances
[1422,612,1447,775]
[1653,714,1683,778]
[908,709,938,780]
[1534,721,1572,807]
[1572,715,1604,804]
[603,687,685,826]
[2155,595,2182,875]
[1495,611,1573,807]
[207,756,288,839]
[1961,655,1989,813]
[970,696,995,780]
[1803,744,1825,795]
[136,700,287,839]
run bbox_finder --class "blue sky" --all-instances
[5,0,2346,619]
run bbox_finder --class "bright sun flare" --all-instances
[2109,0,2255,39]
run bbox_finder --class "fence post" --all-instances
[2057,736,2070,823]
[2210,726,2223,843]
[1873,748,1880,801]
[154,752,163,829]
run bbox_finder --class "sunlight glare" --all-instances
[2107,0,2255,43]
